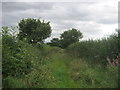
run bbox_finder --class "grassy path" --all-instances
[47,52,79,88]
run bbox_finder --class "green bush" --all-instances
[2,26,32,77]
[3,76,26,88]
[67,34,118,65]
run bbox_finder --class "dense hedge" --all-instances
[2,27,32,77]
[67,34,118,65]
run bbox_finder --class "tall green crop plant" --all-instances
[67,32,118,65]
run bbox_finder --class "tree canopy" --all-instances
[48,38,60,47]
[60,28,83,48]
[18,18,52,44]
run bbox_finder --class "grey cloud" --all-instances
[2,2,117,41]
[2,2,117,26]
[44,3,117,25]
[97,17,117,24]
[51,20,77,30]
[2,2,54,13]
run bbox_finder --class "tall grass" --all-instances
[67,35,118,65]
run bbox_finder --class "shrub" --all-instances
[67,34,118,65]
[3,76,26,88]
[2,26,32,77]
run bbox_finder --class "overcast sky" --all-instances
[1,0,119,42]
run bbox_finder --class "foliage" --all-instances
[18,18,52,44]
[68,58,118,88]
[6,47,118,88]
[3,76,27,88]
[60,28,83,48]
[2,37,118,88]
[2,19,118,88]
[67,34,118,65]
[2,26,32,77]
[47,38,60,47]
[117,29,120,51]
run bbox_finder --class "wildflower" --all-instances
[115,61,118,64]
[111,62,115,65]
[117,64,120,66]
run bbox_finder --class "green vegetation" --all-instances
[59,28,83,48]
[18,18,51,44]
[2,18,119,88]
[2,27,32,77]
[48,28,83,48]
[67,35,118,65]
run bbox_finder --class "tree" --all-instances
[18,18,52,44]
[48,38,60,47]
[60,28,83,48]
